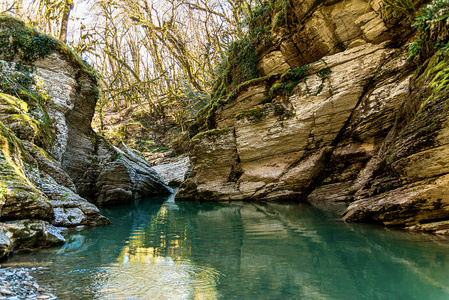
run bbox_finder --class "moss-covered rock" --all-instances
[0,15,99,80]
[0,16,147,262]
[0,121,53,221]
[0,220,65,251]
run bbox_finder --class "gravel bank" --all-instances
[0,267,57,300]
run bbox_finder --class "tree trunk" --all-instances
[59,0,74,43]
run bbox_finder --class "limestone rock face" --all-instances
[177,0,449,233]
[0,230,11,258]
[0,17,171,258]
[0,220,65,252]
[341,53,449,230]
[258,0,415,76]
[29,53,172,205]
[152,155,191,186]
[0,38,170,206]
[178,43,412,202]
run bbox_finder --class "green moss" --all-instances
[189,75,277,136]
[236,103,289,122]
[211,37,260,103]
[381,0,415,22]
[387,53,449,164]
[0,120,26,176]
[0,15,99,81]
[0,92,55,151]
[36,116,55,151]
[415,54,449,115]
[225,75,275,104]
[93,86,100,100]
[262,61,332,103]
[209,0,290,105]
[189,0,294,137]
[408,0,449,61]
[191,127,234,142]
[427,61,449,97]
[236,104,271,121]
[149,146,170,153]
[190,59,332,138]
[0,92,28,112]
[6,113,39,134]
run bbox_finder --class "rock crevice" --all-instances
[177,0,449,233]
[0,16,171,259]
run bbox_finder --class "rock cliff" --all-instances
[177,0,449,233]
[0,16,171,258]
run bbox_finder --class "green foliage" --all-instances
[249,1,271,30]
[249,0,289,34]
[172,82,211,131]
[190,0,293,136]
[307,65,333,97]
[408,0,449,61]
[211,0,292,104]
[382,0,415,22]
[0,17,57,66]
[112,153,123,161]
[272,0,289,29]
[212,37,259,102]
[182,82,209,106]
[0,15,100,83]
[263,60,332,103]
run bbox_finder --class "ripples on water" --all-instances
[4,193,449,299]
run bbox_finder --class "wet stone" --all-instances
[0,268,57,300]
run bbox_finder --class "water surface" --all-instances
[4,193,449,299]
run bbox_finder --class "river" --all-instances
[3,192,449,299]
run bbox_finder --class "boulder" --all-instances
[152,155,191,186]
[0,220,65,253]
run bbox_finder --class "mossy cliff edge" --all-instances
[177,0,449,233]
[0,16,171,259]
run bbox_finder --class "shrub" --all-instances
[408,0,449,61]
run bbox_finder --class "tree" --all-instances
[2,0,75,43]
[59,0,74,43]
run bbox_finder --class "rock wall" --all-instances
[177,0,449,233]
[0,16,171,258]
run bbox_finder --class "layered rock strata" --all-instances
[0,16,171,258]
[177,0,449,233]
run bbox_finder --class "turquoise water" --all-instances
[4,193,449,299]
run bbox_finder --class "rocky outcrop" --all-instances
[0,16,171,258]
[152,155,191,186]
[177,0,449,233]
[178,42,414,201]
[29,51,171,205]
[0,220,66,252]
[342,52,449,231]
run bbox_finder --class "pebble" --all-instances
[0,267,57,300]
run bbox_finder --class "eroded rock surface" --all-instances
[0,16,171,259]
[152,155,191,186]
[177,0,449,233]
[178,43,412,202]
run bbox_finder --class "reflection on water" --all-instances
[4,193,449,299]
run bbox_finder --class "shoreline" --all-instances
[0,267,57,300]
